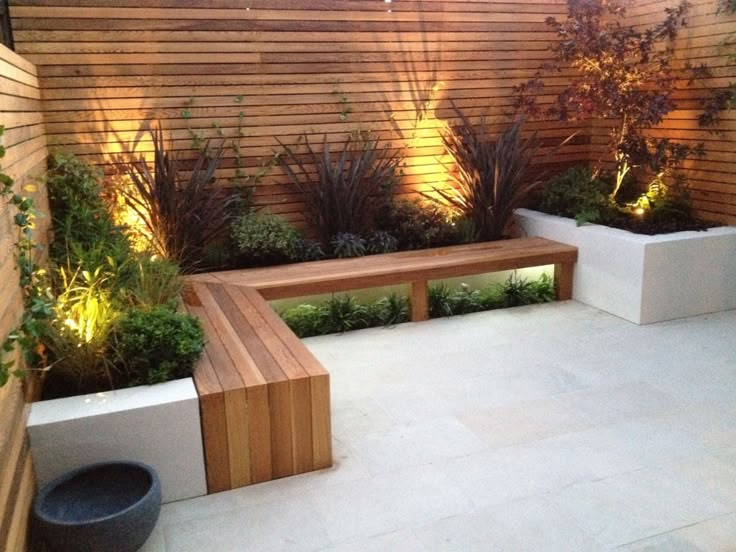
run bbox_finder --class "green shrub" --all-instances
[317,295,371,333]
[429,274,555,318]
[232,211,302,266]
[281,304,323,338]
[366,231,399,254]
[331,233,367,258]
[47,153,131,267]
[41,265,121,396]
[539,167,611,226]
[428,284,455,318]
[280,274,556,336]
[282,293,409,338]
[294,239,326,262]
[375,199,459,250]
[501,273,555,307]
[367,293,410,326]
[112,307,204,387]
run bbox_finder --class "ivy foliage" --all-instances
[0,125,55,387]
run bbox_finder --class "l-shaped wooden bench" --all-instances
[185,237,578,493]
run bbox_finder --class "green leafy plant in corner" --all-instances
[540,166,612,226]
[47,153,132,269]
[0,125,55,386]
[111,307,205,387]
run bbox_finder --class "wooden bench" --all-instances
[183,283,332,494]
[186,237,577,494]
[191,237,578,321]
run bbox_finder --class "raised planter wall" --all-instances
[27,378,207,504]
[515,208,736,325]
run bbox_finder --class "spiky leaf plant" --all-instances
[277,133,401,244]
[123,127,239,272]
[431,106,573,242]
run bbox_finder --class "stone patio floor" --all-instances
[143,301,736,551]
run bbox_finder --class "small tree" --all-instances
[514,0,703,200]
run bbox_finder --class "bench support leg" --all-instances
[410,280,429,321]
[554,262,574,301]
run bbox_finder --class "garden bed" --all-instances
[515,208,736,325]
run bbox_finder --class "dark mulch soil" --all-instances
[605,214,719,235]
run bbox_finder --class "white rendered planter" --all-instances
[515,208,736,325]
[28,378,206,504]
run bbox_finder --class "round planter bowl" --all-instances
[33,461,161,552]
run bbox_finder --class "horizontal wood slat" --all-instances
[0,43,48,552]
[10,0,733,223]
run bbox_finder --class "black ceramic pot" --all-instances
[33,461,161,552]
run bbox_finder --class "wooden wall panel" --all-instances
[0,43,48,552]
[9,0,592,226]
[598,0,736,224]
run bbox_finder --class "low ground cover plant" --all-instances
[280,273,555,338]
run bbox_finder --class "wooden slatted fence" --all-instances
[9,0,594,227]
[0,42,49,552]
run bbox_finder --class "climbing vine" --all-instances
[699,0,736,128]
[0,125,55,387]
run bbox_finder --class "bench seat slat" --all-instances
[204,283,296,478]
[189,283,273,485]
[189,237,568,285]
[185,301,253,489]
[239,286,332,470]
[223,285,315,474]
